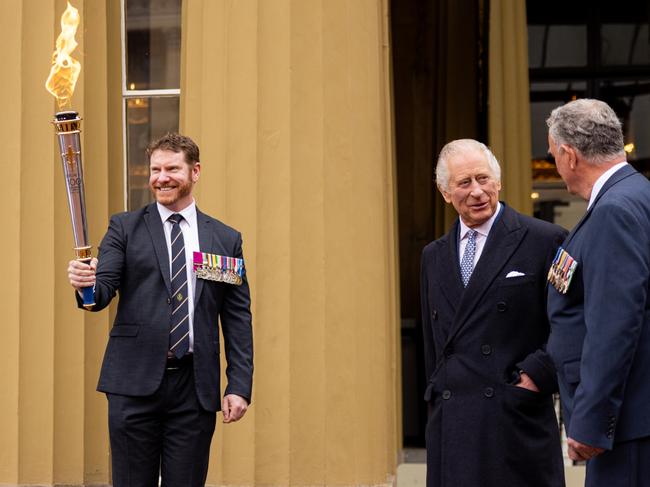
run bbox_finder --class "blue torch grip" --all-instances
[81,285,95,308]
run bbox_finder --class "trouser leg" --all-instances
[107,391,164,487]
[160,363,217,487]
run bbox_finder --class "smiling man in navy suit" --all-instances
[546,99,650,487]
[420,139,566,487]
[68,133,253,487]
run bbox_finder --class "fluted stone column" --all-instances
[0,0,118,485]
[182,1,400,485]
[489,0,534,214]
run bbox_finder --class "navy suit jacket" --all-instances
[547,164,650,450]
[77,203,253,412]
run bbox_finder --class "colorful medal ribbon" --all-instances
[193,251,244,285]
[547,246,578,294]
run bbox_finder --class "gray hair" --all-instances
[435,139,501,191]
[546,99,625,164]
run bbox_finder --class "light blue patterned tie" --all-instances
[460,230,477,287]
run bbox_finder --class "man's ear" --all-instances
[438,185,452,204]
[192,162,201,182]
[561,144,578,170]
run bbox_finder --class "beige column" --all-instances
[181,1,400,485]
[489,0,533,214]
[0,0,116,484]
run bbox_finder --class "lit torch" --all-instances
[46,2,94,308]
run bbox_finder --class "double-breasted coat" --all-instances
[420,203,566,487]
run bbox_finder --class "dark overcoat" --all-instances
[420,203,566,487]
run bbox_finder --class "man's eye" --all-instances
[477,175,489,183]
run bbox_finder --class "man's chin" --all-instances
[467,209,492,226]
[153,194,177,206]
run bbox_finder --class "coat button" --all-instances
[497,301,507,312]
[432,310,438,320]
[442,390,451,400]
[484,387,494,398]
[444,346,454,358]
[167,298,172,304]
[481,344,492,355]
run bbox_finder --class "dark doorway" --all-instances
[390,0,487,447]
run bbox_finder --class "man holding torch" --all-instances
[68,133,253,487]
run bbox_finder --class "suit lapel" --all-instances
[563,164,637,247]
[143,204,172,295]
[445,205,525,345]
[194,208,213,305]
[438,221,464,311]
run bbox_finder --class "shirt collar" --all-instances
[459,201,501,240]
[157,200,198,228]
[588,161,628,209]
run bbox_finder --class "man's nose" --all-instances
[468,180,483,197]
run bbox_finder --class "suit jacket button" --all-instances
[484,387,494,398]
[167,298,172,304]
[432,310,438,320]
[442,390,451,400]
[481,344,492,355]
[496,301,507,312]
[444,347,454,358]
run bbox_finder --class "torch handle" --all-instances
[76,254,96,309]
[81,285,95,309]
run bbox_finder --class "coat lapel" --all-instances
[194,208,213,305]
[445,204,526,345]
[438,221,464,311]
[143,204,172,295]
[563,164,637,247]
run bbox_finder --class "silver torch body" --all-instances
[53,110,95,308]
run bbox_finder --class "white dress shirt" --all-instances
[157,201,200,352]
[588,161,628,209]
[458,202,502,268]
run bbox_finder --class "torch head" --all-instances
[53,110,81,135]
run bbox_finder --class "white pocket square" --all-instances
[506,271,526,278]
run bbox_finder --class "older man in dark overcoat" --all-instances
[420,139,566,487]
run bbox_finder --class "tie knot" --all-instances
[168,213,183,225]
[467,229,477,241]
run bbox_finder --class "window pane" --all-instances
[125,0,182,90]
[530,81,587,93]
[528,25,545,69]
[598,81,650,176]
[530,100,564,161]
[627,92,650,163]
[545,25,587,67]
[126,96,180,210]
[601,24,650,66]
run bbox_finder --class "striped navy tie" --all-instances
[168,213,190,358]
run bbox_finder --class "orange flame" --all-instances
[45,2,81,109]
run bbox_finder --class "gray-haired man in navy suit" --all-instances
[68,133,253,487]
[547,99,650,487]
